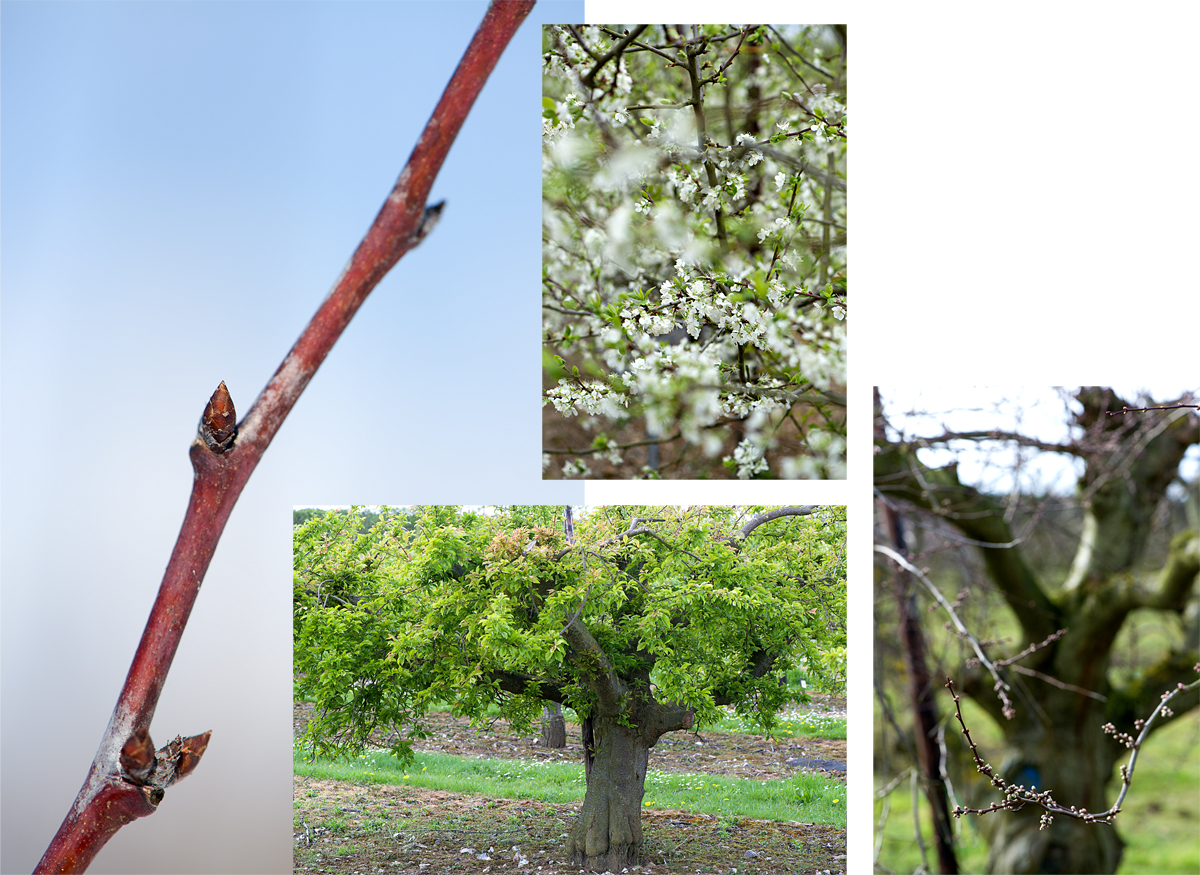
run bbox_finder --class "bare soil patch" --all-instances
[295,777,845,874]
[294,695,846,873]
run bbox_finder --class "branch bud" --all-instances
[411,200,446,245]
[199,381,237,454]
[119,726,157,784]
[173,731,212,783]
[154,730,212,788]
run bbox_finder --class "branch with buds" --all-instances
[34,3,533,872]
[1107,403,1199,416]
[945,668,1200,830]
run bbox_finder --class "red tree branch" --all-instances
[35,3,534,871]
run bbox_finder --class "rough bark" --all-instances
[539,702,566,748]
[566,716,651,871]
[560,609,698,870]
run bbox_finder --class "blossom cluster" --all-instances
[542,25,847,479]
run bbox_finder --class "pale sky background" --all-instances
[1,3,581,873]
[879,386,1200,496]
[4,3,1200,875]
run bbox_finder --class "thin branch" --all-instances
[543,431,684,455]
[1010,665,1107,702]
[875,543,1015,718]
[947,671,1200,826]
[580,24,648,91]
[35,4,534,872]
[1107,403,1199,415]
[994,628,1068,668]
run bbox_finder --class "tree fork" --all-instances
[35,3,534,871]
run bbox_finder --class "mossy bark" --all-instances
[566,716,651,871]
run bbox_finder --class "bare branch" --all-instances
[35,4,533,871]
[947,670,1200,827]
[876,544,1015,719]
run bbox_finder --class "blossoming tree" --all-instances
[542,25,847,479]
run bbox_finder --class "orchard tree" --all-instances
[874,388,1199,873]
[542,25,847,479]
[294,504,846,871]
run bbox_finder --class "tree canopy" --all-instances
[295,504,845,755]
[294,504,846,870]
[542,25,846,479]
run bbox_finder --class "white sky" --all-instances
[880,386,1200,496]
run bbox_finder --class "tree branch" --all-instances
[713,648,777,707]
[488,670,565,704]
[874,437,1060,644]
[731,505,819,541]
[36,4,534,871]
[562,618,626,714]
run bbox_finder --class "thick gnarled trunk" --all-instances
[567,716,651,871]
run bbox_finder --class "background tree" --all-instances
[874,387,1199,873]
[294,504,846,872]
[542,24,846,479]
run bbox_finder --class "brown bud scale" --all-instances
[175,730,212,782]
[119,726,157,784]
[153,730,212,788]
[200,381,237,453]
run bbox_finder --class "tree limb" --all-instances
[36,4,534,871]
[874,438,1060,644]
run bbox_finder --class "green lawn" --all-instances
[295,744,846,828]
[874,710,1200,873]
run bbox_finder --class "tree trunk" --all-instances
[540,702,566,748]
[567,716,650,871]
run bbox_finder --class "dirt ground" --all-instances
[294,695,847,874]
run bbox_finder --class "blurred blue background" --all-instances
[1,3,581,872]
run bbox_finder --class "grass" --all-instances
[874,706,1199,873]
[294,744,846,828]
[713,708,846,740]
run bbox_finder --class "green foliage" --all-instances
[294,506,846,763]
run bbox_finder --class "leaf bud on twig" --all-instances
[411,200,446,246]
[172,730,211,783]
[119,726,157,784]
[199,381,237,454]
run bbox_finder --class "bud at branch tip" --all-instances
[199,381,237,454]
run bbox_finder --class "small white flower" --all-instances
[561,459,591,478]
